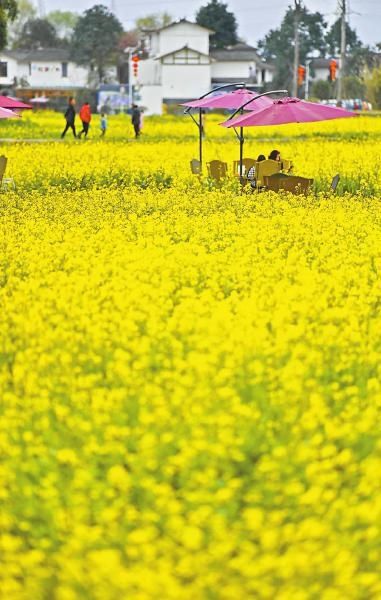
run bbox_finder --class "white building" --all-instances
[0,23,276,114]
[137,20,274,115]
[146,19,211,57]
[309,57,340,83]
[211,43,274,88]
[0,48,90,98]
[138,20,213,114]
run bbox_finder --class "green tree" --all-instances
[70,5,123,84]
[257,5,327,90]
[135,12,172,31]
[366,67,381,108]
[118,30,139,51]
[118,12,173,53]
[196,0,238,49]
[16,18,60,49]
[0,0,18,49]
[311,79,331,100]
[347,46,376,77]
[47,10,78,42]
[342,75,365,99]
[8,0,36,46]
[325,18,373,77]
[326,18,362,56]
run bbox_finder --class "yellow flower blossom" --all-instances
[1,111,381,598]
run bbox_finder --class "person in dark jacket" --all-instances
[131,104,141,138]
[61,97,76,139]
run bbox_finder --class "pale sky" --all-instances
[39,0,381,48]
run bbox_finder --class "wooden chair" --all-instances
[264,175,314,195]
[281,158,293,173]
[0,156,15,190]
[255,159,281,188]
[232,158,256,176]
[190,158,201,175]
[206,160,228,182]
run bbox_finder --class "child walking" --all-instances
[100,113,107,137]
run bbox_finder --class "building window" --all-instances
[0,61,8,77]
[163,48,206,65]
[62,62,68,78]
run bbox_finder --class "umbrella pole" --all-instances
[199,107,203,172]
[185,83,247,175]
[239,103,244,181]
[239,126,244,180]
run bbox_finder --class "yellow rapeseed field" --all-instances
[1,111,381,599]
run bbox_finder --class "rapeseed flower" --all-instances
[1,113,381,598]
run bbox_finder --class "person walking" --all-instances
[78,102,92,139]
[61,97,76,139]
[100,113,107,137]
[131,104,141,138]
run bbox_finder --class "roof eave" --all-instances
[154,45,213,61]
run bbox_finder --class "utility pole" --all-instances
[292,0,302,98]
[305,59,311,100]
[38,0,46,17]
[337,0,346,102]
[124,47,137,110]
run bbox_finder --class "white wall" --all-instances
[159,23,209,56]
[15,60,88,88]
[263,69,274,84]
[0,55,18,86]
[257,67,273,84]
[310,56,341,82]
[211,60,258,80]
[311,67,338,81]
[147,32,160,56]
[139,84,163,115]
[139,58,161,86]
[211,60,273,84]
[161,63,211,99]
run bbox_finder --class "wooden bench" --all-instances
[264,174,314,195]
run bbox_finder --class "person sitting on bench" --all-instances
[247,154,266,189]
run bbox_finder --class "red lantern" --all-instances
[132,55,139,78]
[297,65,306,87]
[329,59,337,82]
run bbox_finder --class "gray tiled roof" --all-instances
[2,48,70,62]
[143,18,214,34]
[310,58,339,68]
[211,43,274,69]
[211,77,262,86]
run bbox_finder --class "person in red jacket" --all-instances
[78,102,92,139]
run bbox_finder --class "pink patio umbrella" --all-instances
[0,96,32,110]
[221,96,358,128]
[221,96,358,177]
[181,88,274,111]
[0,106,20,119]
[181,84,286,172]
